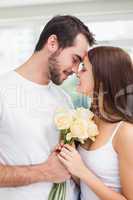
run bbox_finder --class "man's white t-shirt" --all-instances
[0,71,78,200]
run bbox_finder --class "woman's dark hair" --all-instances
[88,46,133,123]
[35,15,95,51]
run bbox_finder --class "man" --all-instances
[0,15,95,199]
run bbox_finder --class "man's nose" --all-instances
[72,65,79,74]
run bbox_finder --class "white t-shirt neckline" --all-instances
[12,70,53,89]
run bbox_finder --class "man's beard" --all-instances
[48,51,62,85]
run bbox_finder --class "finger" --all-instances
[53,144,62,154]
[64,144,75,152]
[53,143,61,149]
[59,150,72,161]
[71,142,76,148]
[61,147,73,157]
[58,144,63,150]
[58,154,69,167]
[53,145,64,155]
[54,141,64,150]
[60,140,64,146]
[55,144,61,150]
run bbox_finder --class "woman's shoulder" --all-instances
[115,121,133,155]
[118,121,133,137]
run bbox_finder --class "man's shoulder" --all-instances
[0,71,14,85]
[0,71,18,96]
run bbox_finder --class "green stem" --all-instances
[48,183,58,200]
[63,182,66,200]
[48,183,66,200]
[58,183,64,200]
[53,183,61,200]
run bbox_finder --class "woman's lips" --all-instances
[76,78,81,86]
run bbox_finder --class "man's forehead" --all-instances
[73,35,89,58]
[74,46,88,59]
[74,34,89,47]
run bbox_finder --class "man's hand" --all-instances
[0,151,70,187]
[38,152,71,183]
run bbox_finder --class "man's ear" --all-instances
[47,34,59,53]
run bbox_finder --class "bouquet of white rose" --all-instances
[48,107,99,200]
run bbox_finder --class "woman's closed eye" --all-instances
[78,63,86,72]
[80,64,87,73]
[81,66,87,72]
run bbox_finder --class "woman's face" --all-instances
[77,55,94,96]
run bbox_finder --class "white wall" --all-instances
[0,0,133,74]
[0,0,133,24]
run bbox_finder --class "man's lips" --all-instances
[62,72,73,81]
[63,71,73,76]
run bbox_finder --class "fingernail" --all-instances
[55,149,61,154]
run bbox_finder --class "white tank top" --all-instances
[78,121,123,200]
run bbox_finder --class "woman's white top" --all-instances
[78,121,123,200]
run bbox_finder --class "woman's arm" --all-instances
[58,143,128,200]
[115,122,133,200]
[72,175,80,185]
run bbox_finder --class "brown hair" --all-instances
[35,15,95,51]
[88,46,133,123]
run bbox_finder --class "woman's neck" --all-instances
[94,115,120,136]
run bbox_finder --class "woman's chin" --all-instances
[77,85,85,95]
[77,85,92,96]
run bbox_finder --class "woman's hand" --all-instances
[53,141,76,154]
[58,144,87,178]
[52,141,64,154]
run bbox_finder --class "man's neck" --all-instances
[15,52,50,86]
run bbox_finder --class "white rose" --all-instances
[66,132,72,141]
[54,111,73,130]
[70,118,89,140]
[70,118,99,142]
[87,120,99,141]
[87,120,99,137]
[75,107,94,120]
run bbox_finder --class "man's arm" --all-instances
[0,152,70,187]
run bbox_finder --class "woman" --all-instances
[58,46,133,200]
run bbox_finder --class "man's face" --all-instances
[48,34,89,85]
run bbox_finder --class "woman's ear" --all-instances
[47,34,59,53]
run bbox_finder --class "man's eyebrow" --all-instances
[75,55,82,62]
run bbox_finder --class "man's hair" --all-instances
[35,15,95,51]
